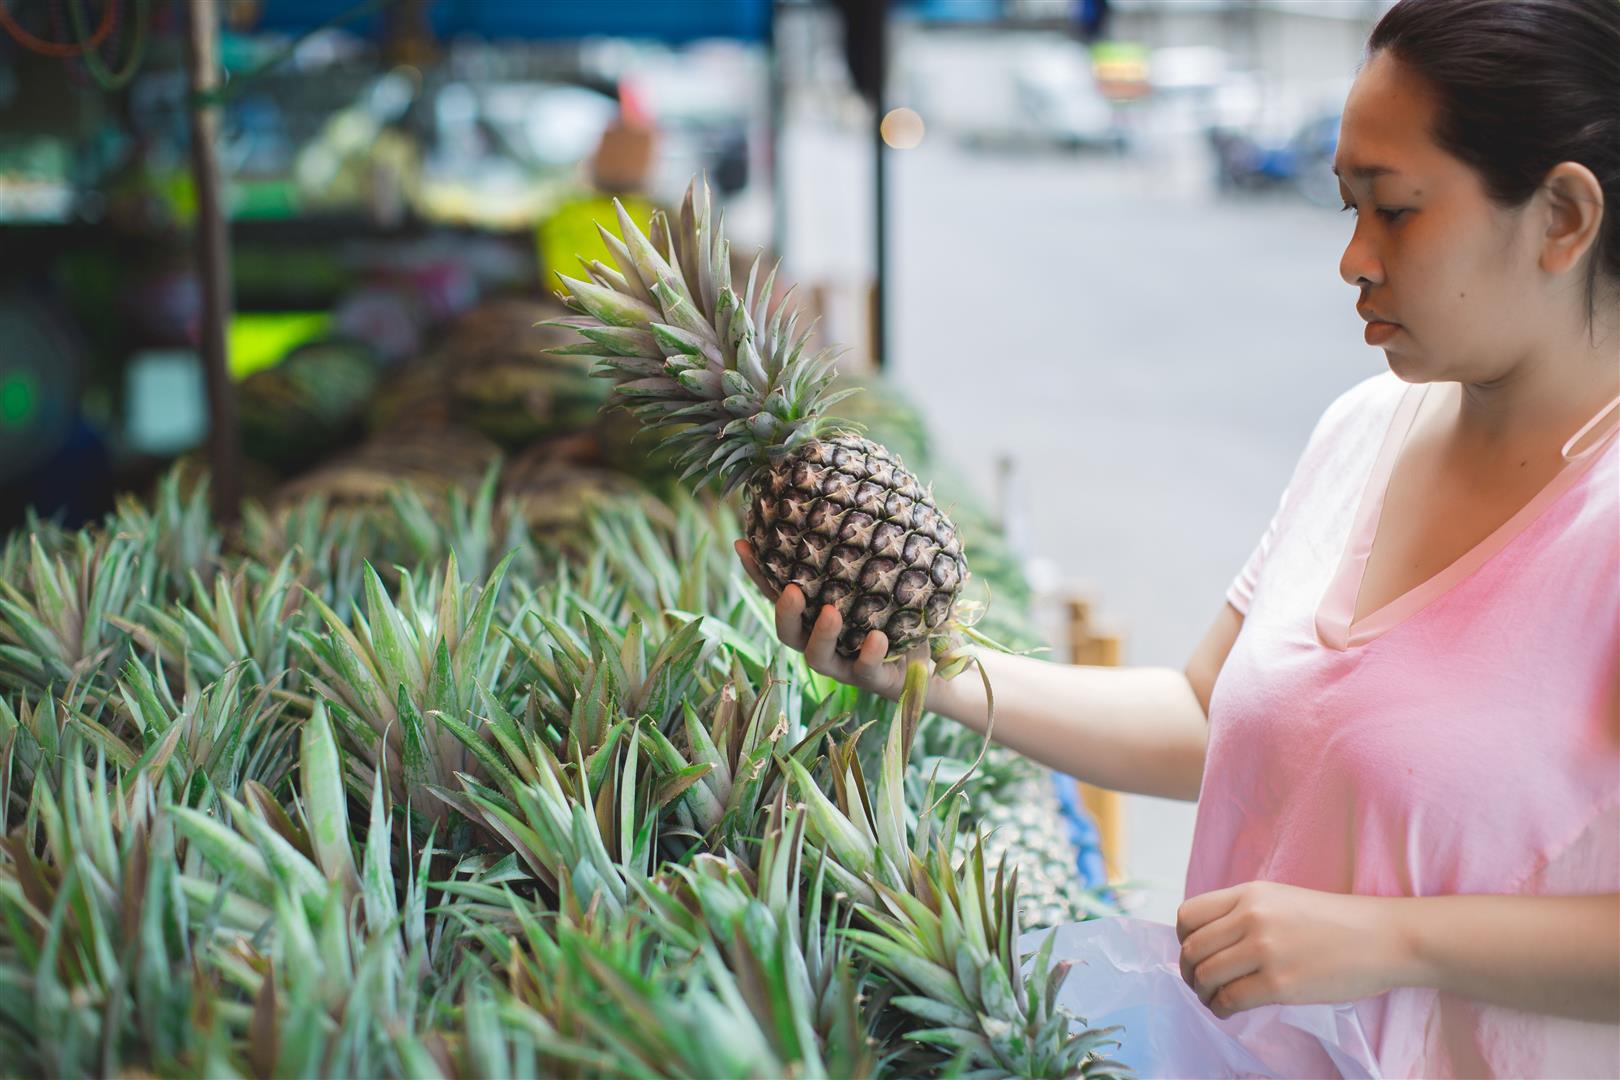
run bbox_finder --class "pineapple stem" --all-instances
[921,646,995,820]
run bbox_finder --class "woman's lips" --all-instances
[1364,321,1401,346]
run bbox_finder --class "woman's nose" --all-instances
[1339,228,1384,288]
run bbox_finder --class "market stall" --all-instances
[0,2,1131,1075]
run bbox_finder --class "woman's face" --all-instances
[1335,51,1552,383]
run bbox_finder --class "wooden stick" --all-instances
[185,0,241,523]
[1068,596,1128,884]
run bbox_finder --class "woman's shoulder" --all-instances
[1311,370,1406,442]
[1285,371,1407,477]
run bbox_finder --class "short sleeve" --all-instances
[1224,372,1391,618]
[1226,485,1289,616]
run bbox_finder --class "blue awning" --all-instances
[252,0,771,44]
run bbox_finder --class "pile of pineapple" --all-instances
[4,180,1130,1071]
[0,452,1131,1076]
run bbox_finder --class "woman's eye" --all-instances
[1339,203,1407,223]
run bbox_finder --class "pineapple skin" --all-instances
[746,433,967,657]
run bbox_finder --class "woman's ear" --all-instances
[1538,161,1605,277]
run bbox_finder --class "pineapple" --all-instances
[547,179,969,659]
[438,299,614,449]
[238,341,379,473]
[969,750,1125,927]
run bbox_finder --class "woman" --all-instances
[737,0,1620,1074]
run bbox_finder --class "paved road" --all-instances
[881,135,1385,924]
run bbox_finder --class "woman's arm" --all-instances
[917,647,1213,801]
[734,542,1243,802]
[1389,891,1620,1023]
[1179,882,1620,1024]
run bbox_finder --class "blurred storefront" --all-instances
[0,0,1393,930]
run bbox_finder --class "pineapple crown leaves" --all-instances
[581,490,755,630]
[110,656,300,801]
[295,551,517,776]
[846,833,1131,1079]
[653,677,851,843]
[775,661,943,900]
[0,464,1132,1075]
[503,918,797,1079]
[620,808,874,1077]
[110,553,304,692]
[546,178,865,495]
[0,683,134,810]
[502,604,712,757]
[176,782,440,1056]
[0,530,156,698]
[440,711,713,906]
[0,758,205,1075]
[483,836,872,1080]
[177,783,440,1079]
[0,681,135,783]
[760,696,1133,1080]
[170,695,364,907]
[387,456,536,588]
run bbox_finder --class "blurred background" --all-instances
[0,0,1393,924]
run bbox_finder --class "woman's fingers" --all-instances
[775,585,808,650]
[851,630,891,690]
[733,540,780,600]
[1181,915,1248,997]
[803,604,843,674]
[736,538,911,696]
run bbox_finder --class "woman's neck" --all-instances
[1452,304,1620,457]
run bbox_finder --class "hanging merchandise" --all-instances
[0,0,114,57]
[65,0,150,91]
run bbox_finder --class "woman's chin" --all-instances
[1380,345,1422,378]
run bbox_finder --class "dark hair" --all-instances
[1368,0,1620,325]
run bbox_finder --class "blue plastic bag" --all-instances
[1021,918,1383,1079]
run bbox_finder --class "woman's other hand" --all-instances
[1177,881,1408,1019]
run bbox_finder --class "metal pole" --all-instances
[872,0,888,370]
[185,0,241,523]
[768,1,786,262]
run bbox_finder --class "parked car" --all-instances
[896,28,1128,152]
[1203,71,1349,208]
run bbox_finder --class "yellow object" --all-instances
[1068,596,1128,885]
[1091,41,1148,79]
[228,312,332,380]
[537,193,657,293]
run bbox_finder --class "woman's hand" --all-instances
[733,539,923,701]
[1176,880,1409,1019]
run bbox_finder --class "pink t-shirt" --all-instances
[1186,371,1620,1078]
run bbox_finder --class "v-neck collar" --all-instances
[1315,379,1620,651]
